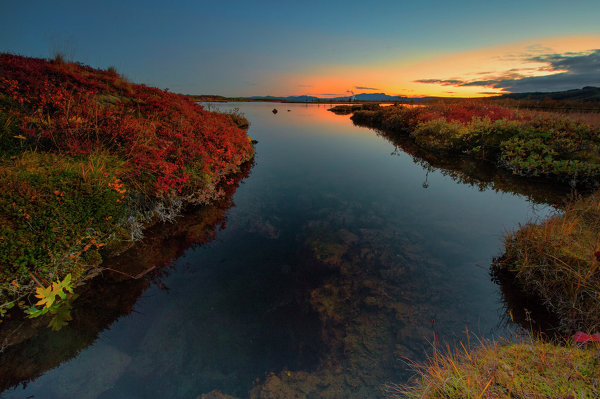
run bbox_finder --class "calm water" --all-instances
[1,102,559,398]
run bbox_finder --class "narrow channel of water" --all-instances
[0,102,564,398]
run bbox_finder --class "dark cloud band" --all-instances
[415,49,600,92]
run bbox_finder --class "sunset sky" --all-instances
[2,0,599,97]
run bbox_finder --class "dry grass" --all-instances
[516,109,600,129]
[563,112,600,129]
[495,193,600,332]
[387,339,600,399]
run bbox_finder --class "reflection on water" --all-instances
[0,161,254,392]
[0,103,569,398]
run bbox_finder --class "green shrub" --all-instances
[0,151,129,295]
[410,118,470,152]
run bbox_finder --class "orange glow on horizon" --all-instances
[269,35,600,98]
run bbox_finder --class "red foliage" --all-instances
[417,101,517,124]
[0,54,253,195]
[573,331,600,343]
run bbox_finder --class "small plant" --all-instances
[25,273,73,315]
[25,273,77,331]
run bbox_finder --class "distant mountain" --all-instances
[500,86,600,101]
[242,93,437,102]
[335,93,407,102]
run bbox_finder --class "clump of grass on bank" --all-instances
[0,54,254,310]
[332,101,600,186]
[387,340,600,399]
[495,193,600,332]
[328,103,381,115]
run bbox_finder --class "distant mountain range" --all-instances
[244,93,438,102]
[500,86,600,101]
[191,87,600,103]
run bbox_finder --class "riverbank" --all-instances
[494,192,600,333]
[330,101,600,329]
[330,101,600,397]
[0,54,254,320]
[387,338,600,398]
[330,102,600,186]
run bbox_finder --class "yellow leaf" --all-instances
[34,285,55,308]
[51,282,62,296]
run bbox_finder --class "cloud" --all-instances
[414,79,465,86]
[298,84,313,87]
[354,86,379,90]
[415,49,600,93]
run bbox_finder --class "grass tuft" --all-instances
[387,339,600,399]
[495,193,600,332]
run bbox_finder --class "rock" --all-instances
[272,108,278,114]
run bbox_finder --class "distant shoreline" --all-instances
[189,97,409,105]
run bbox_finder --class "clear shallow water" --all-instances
[0,102,559,398]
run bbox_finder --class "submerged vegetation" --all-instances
[0,54,253,317]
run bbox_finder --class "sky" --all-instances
[1,0,599,97]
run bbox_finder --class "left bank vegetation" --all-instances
[0,54,254,317]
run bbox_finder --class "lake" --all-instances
[0,102,563,398]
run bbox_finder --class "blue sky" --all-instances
[2,0,599,96]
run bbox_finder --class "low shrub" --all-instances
[0,54,254,309]
[333,100,600,185]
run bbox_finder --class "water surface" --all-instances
[0,102,560,398]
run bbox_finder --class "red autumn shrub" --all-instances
[428,101,517,123]
[0,53,253,195]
